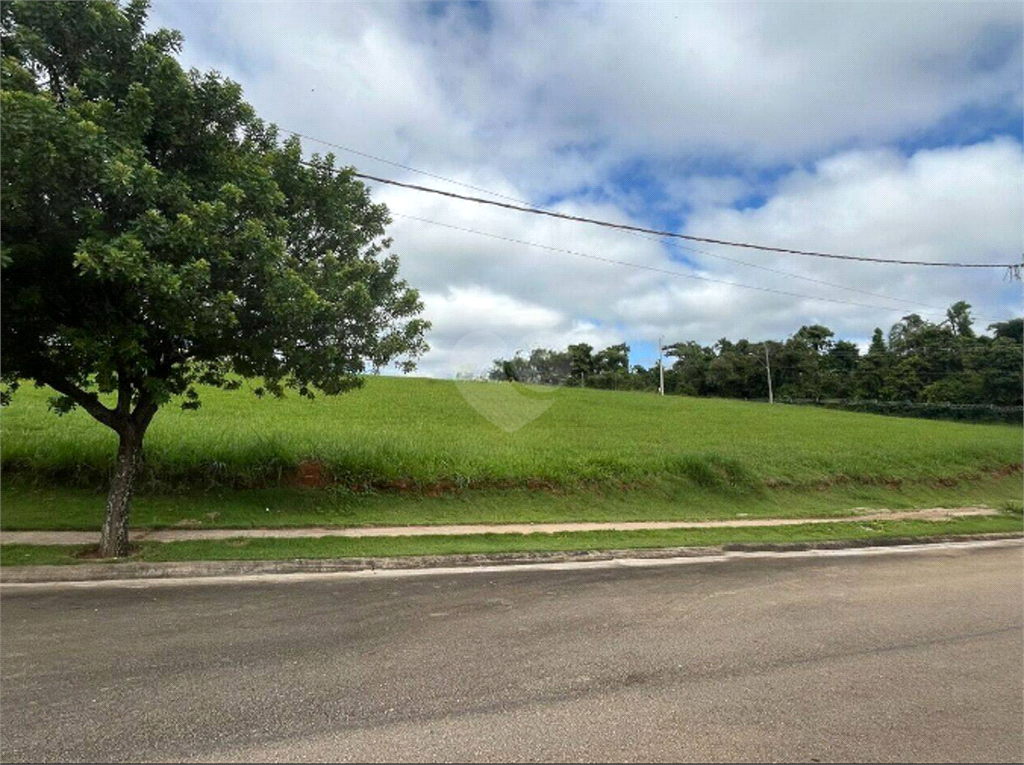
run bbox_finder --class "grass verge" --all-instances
[2,515,1020,567]
[2,474,1021,531]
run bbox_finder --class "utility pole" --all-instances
[765,344,773,404]
[658,336,665,396]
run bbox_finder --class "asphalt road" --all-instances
[2,543,1021,763]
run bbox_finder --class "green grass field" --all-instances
[1,376,1021,534]
[3,376,1020,485]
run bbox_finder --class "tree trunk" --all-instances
[99,426,144,558]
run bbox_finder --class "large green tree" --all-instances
[1,1,429,556]
[593,343,629,374]
[855,328,890,400]
[567,343,594,384]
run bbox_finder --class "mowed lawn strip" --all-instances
[2,377,1020,489]
[2,515,1021,567]
[1,475,1021,531]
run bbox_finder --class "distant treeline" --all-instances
[489,302,1023,423]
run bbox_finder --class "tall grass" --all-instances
[1,376,1019,490]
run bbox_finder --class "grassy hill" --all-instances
[3,376,1019,485]
[1,376,1020,531]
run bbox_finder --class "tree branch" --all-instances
[36,370,120,431]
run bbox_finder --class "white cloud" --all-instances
[146,2,1023,377]
[414,287,623,379]
[656,138,1022,341]
[423,286,563,337]
[152,1,1022,188]
[390,137,1022,375]
[687,138,1021,279]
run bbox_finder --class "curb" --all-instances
[1,532,1020,584]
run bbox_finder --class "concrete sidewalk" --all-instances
[0,506,1000,545]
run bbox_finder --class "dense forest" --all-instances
[488,302,1023,422]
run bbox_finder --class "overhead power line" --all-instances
[288,130,1019,291]
[281,129,531,205]
[567,223,992,316]
[390,212,944,314]
[288,149,1017,318]
[652,237,958,314]
[344,169,1019,269]
[392,210,1012,322]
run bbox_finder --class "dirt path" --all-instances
[0,507,1001,546]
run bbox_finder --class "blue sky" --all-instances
[151,0,1023,375]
